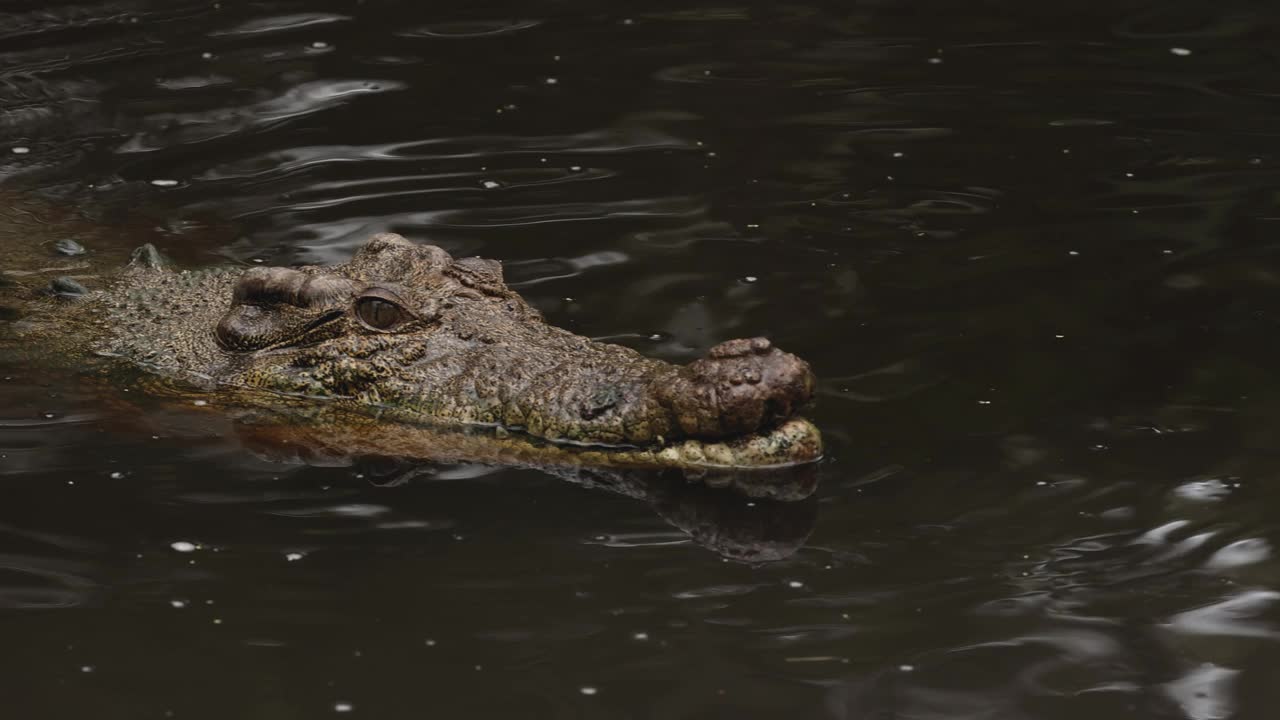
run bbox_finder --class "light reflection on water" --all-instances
[4,0,1280,717]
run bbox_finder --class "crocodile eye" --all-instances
[354,296,407,331]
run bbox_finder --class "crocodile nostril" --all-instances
[580,388,620,420]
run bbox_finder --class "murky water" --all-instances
[4,1,1280,717]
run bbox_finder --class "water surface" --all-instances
[3,1,1280,717]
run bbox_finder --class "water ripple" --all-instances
[397,19,542,39]
[118,79,406,153]
[1165,663,1239,720]
[209,13,352,37]
[1206,538,1271,570]
[0,552,99,608]
[1167,590,1280,640]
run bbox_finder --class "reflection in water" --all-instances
[552,466,818,562]
[349,459,819,562]
[231,407,821,562]
[6,0,1280,717]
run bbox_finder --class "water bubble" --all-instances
[334,702,354,713]
[150,179,179,187]
[1170,47,1192,56]
[170,541,198,553]
[286,552,305,562]
[579,686,598,696]
[481,180,502,189]
[11,146,30,155]
[544,77,559,85]
[743,276,758,283]
[109,472,125,480]
[170,599,187,608]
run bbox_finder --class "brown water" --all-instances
[4,1,1280,717]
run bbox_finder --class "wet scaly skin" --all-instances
[7,232,823,486]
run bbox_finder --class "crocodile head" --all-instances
[209,233,822,471]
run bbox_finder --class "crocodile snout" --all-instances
[654,337,814,440]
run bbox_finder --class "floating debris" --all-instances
[49,276,88,297]
[54,239,86,256]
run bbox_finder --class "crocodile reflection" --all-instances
[429,464,816,562]
[236,414,819,561]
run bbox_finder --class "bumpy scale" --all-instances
[14,233,823,475]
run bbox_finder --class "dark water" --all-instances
[4,0,1280,717]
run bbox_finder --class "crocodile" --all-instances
[2,223,822,498]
